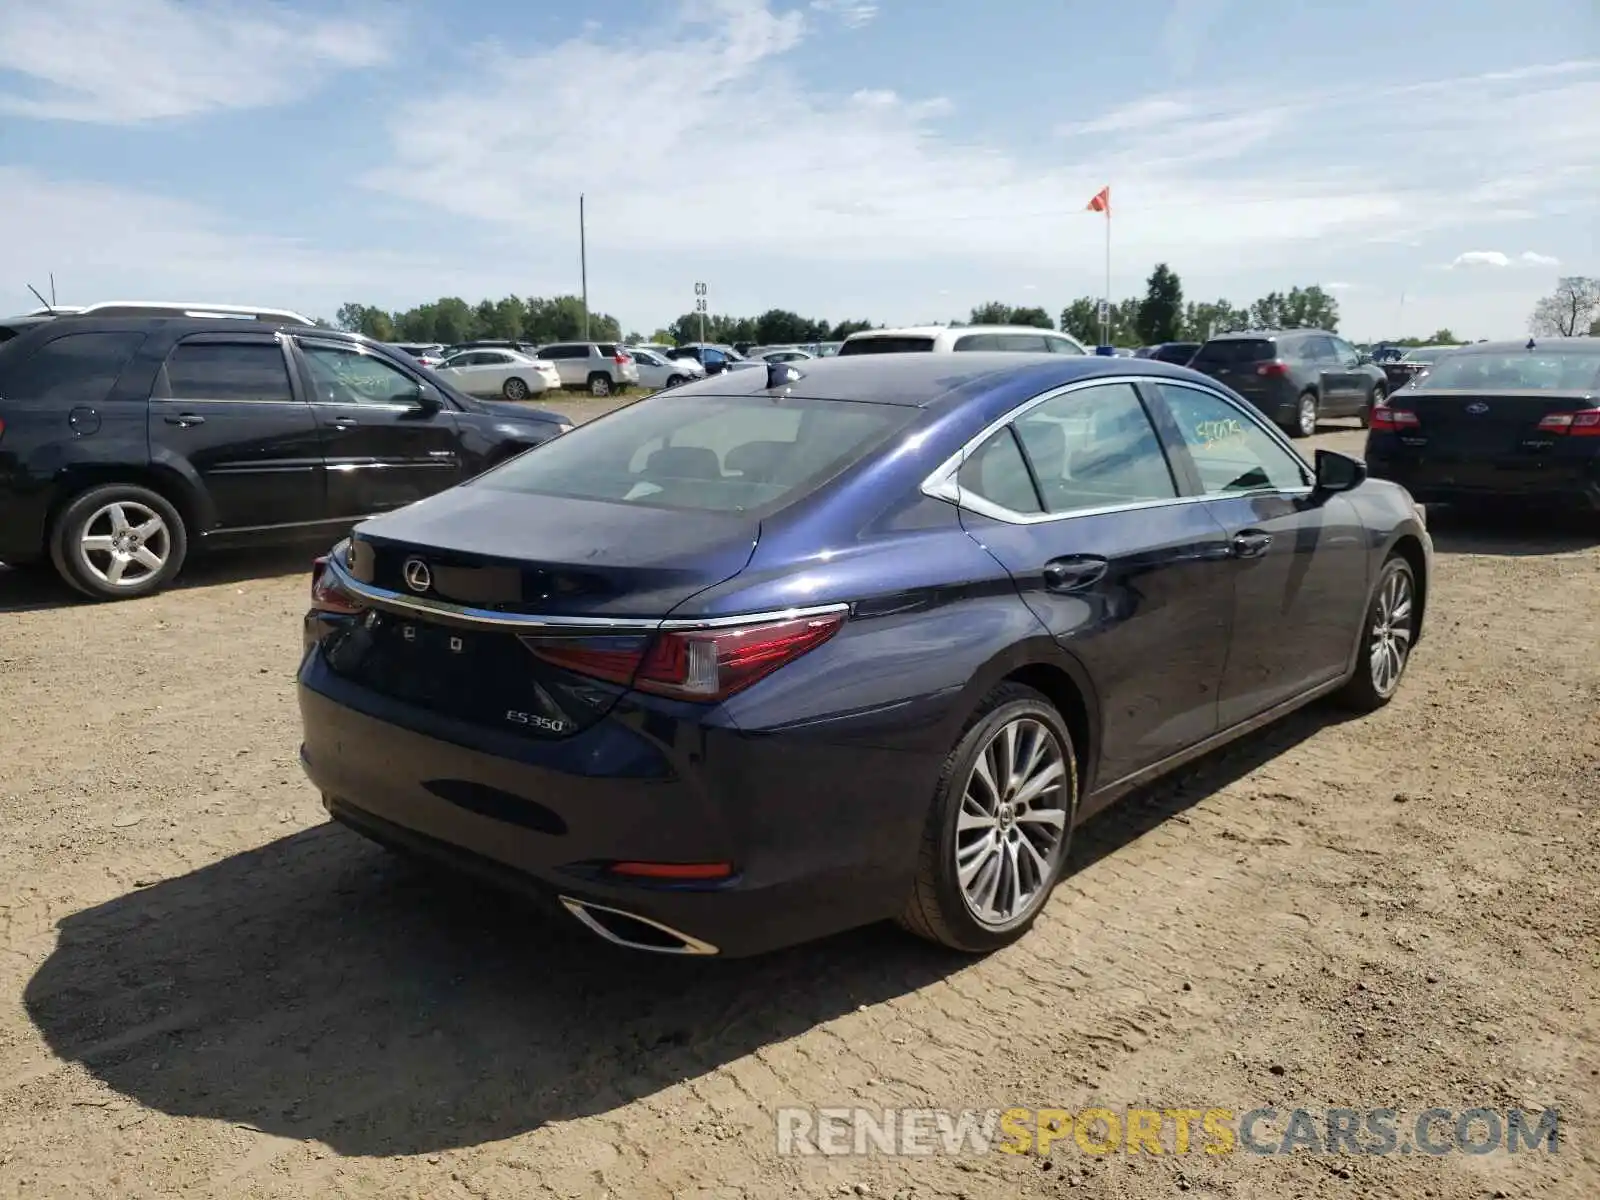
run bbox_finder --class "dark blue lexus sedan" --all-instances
[297,354,1431,958]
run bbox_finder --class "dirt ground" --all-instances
[1,418,1596,1200]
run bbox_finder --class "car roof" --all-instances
[666,351,1201,407]
[1457,339,1600,354]
[1203,329,1331,341]
[846,324,1077,339]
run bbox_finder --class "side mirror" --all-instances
[1313,448,1366,494]
[407,383,443,413]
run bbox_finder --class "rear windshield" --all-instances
[1417,349,1600,391]
[478,393,917,514]
[837,336,937,356]
[1192,339,1275,366]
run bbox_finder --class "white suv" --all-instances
[536,342,643,396]
[838,325,1087,356]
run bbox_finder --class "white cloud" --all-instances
[1447,250,1561,269]
[0,0,395,122]
[809,0,878,28]
[361,8,1597,299]
[1323,282,1359,291]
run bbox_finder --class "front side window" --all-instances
[1156,383,1309,494]
[998,333,1050,352]
[1013,382,1178,513]
[166,341,293,402]
[482,394,915,514]
[954,334,1002,352]
[299,343,421,406]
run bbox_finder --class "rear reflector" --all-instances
[1370,407,1420,431]
[522,611,846,702]
[310,556,364,615]
[1256,361,1290,377]
[610,861,733,880]
[1537,408,1600,436]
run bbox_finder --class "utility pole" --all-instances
[579,194,590,341]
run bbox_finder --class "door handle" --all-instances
[1042,556,1108,593]
[163,413,205,427]
[332,416,359,428]
[1231,530,1273,559]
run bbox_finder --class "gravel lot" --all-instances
[1,414,1597,1200]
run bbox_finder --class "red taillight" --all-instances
[614,351,630,365]
[522,612,845,702]
[1370,407,1420,431]
[1537,408,1600,436]
[310,556,364,615]
[1256,360,1290,377]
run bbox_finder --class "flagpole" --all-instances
[1103,208,1111,348]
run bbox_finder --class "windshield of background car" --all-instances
[1191,339,1275,366]
[477,393,918,515]
[1415,349,1600,391]
[837,336,937,355]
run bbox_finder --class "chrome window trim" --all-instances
[323,554,849,631]
[919,374,1313,526]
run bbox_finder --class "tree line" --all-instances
[330,265,1344,351]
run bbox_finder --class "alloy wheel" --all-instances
[955,717,1069,928]
[1299,395,1318,437]
[78,501,170,589]
[503,377,528,400]
[590,376,611,397]
[1369,567,1414,697]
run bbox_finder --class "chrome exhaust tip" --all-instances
[558,896,719,956]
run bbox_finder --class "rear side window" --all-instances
[480,394,917,515]
[1,331,147,405]
[166,342,293,402]
[953,334,1002,352]
[1192,339,1275,366]
[541,345,579,359]
[997,333,1050,352]
[596,344,618,356]
[957,428,1042,513]
[1046,336,1085,355]
[838,336,937,355]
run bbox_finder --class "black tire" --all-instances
[1360,386,1384,430]
[48,483,188,601]
[1288,391,1318,438]
[587,373,612,397]
[898,683,1079,953]
[502,377,529,401]
[1334,555,1417,712]
[665,374,686,389]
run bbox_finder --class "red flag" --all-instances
[1085,185,1110,216]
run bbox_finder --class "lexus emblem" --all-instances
[1466,402,1489,415]
[402,558,432,592]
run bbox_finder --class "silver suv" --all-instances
[536,342,642,396]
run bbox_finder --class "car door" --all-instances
[292,337,463,519]
[149,333,326,530]
[1298,335,1349,411]
[471,350,516,394]
[1148,379,1371,724]
[948,379,1236,789]
[1328,337,1367,415]
[540,344,583,387]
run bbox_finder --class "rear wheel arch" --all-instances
[48,461,205,546]
[953,638,1101,793]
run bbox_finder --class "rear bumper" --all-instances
[1367,451,1600,508]
[296,653,925,957]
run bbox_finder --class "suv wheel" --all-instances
[898,683,1078,953]
[502,377,529,401]
[1290,391,1318,439]
[50,483,188,601]
[587,372,612,397]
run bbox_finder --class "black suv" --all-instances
[1188,330,1389,437]
[0,313,570,600]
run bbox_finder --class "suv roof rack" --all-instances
[29,301,314,324]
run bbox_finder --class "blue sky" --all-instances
[1,0,1595,340]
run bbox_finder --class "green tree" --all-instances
[1530,277,1600,337]
[1181,299,1249,341]
[334,303,395,341]
[1009,306,1054,330]
[829,319,874,340]
[1278,285,1339,331]
[1135,263,1184,345]
[968,301,1053,329]
[1059,298,1100,344]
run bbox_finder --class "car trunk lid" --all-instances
[1394,389,1598,455]
[321,487,760,739]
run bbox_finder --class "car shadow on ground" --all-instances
[1424,506,1600,557]
[0,546,321,614]
[24,703,1343,1158]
